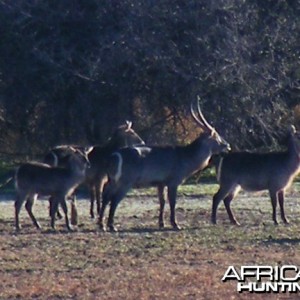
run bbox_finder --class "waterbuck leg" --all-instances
[15,194,26,231]
[223,194,240,226]
[158,184,166,228]
[107,186,131,232]
[99,182,112,231]
[25,195,41,229]
[167,185,181,230]
[278,190,289,224]
[95,181,102,217]
[59,196,73,231]
[89,185,96,219]
[49,196,62,219]
[211,187,228,225]
[50,197,59,230]
[107,198,119,232]
[269,190,278,225]
[56,209,63,219]
[70,194,78,226]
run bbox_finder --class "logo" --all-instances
[222,266,300,293]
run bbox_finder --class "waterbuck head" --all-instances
[190,97,230,154]
[108,121,145,148]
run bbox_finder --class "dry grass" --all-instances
[0,183,300,299]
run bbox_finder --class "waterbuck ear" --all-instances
[125,120,132,130]
[289,125,296,135]
[84,146,94,155]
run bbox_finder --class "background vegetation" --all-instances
[0,0,299,161]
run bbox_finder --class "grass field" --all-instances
[0,183,300,299]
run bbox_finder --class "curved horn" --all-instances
[196,96,214,132]
[190,100,205,129]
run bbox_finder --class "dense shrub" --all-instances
[0,0,299,159]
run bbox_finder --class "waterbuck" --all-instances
[44,145,93,222]
[14,148,90,231]
[99,99,230,232]
[44,121,144,219]
[85,121,144,218]
[211,125,300,225]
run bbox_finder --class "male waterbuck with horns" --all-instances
[15,148,90,231]
[211,125,300,225]
[44,121,144,219]
[99,99,230,232]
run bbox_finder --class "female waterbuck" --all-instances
[44,121,144,219]
[85,121,144,218]
[15,148,90,231]
[211,125,300,225]
[99,99,230,232]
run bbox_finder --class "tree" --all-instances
[0,0,299,160]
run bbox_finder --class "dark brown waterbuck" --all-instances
[15,148,90,231]
[85,121,144,218]
[44,145,92,223]
[212,125,300,225]
[99,99,230,232]
[44,121,144,219]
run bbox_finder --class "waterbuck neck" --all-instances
[105,137,124,150]
[178,136,213,175]
[188,134,214,157]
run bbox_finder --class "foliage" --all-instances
[0,0,299,159]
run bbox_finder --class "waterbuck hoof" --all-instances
[35,223,42,230]
[108,225,118,232]
[232,220,240,226]
[99,225,107,232]
[67,225,74,232]
[172,224,182,231]
[159,223,165,229]
[98,218,107,231]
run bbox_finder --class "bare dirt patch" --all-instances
[0,184,300,299]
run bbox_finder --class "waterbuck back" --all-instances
[44,145,89,167]
[212,125,300,225]
[99,99,230,232]
[15,149,90,231]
